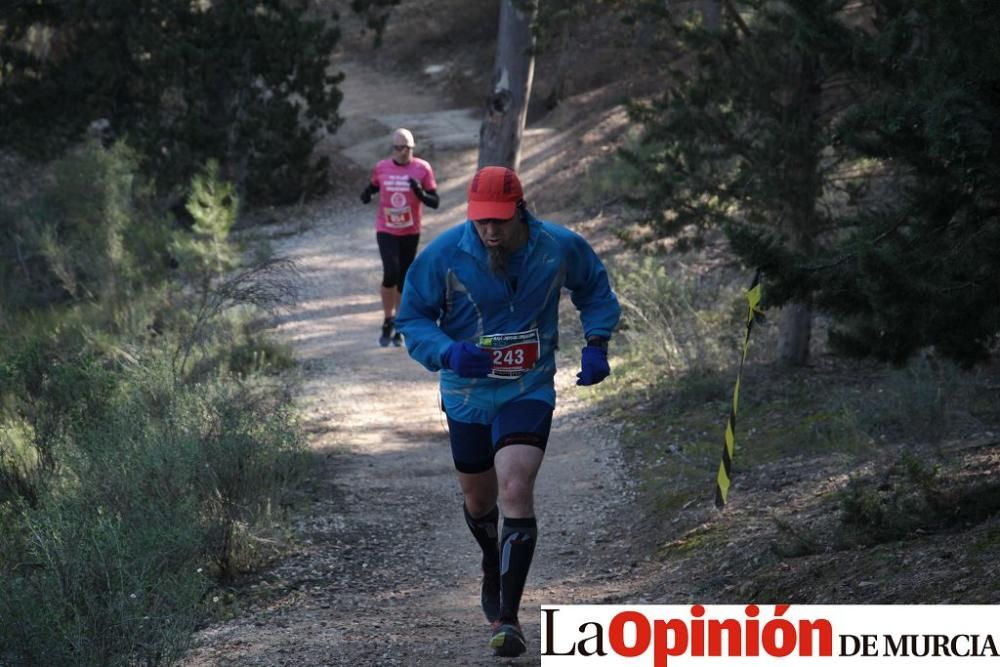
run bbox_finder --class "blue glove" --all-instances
[442,341,492,378]
[576,345,610,386]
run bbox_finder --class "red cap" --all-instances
[467,166,524,221]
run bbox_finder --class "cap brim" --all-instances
[467,200,517,221]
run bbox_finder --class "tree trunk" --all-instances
[777,53,823,366]
[777,300,812,366]
[478,0,537,171]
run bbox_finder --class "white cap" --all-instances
[393,128,415,147]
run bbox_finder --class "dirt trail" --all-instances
[182,61,639,667]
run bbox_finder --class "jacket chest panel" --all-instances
[465,261,559,311]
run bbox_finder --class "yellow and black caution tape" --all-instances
[715,270,764,509]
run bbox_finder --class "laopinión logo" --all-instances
[543,605,832,664]
[541,604,1000,665]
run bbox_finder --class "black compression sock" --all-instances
[463,504,500,568]
[498,516,537,623]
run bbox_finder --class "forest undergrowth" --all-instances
[0,143,308,665]
[588,250,1000,604]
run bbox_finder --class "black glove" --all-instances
[360,183,378,204]
[409,177,440,209]
[408,177,424,197]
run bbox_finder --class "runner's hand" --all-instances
[576,346,610,386]
[409,178,440,209]
[360,183,378,204]
[442,341,492,378]
[408,177,425,197]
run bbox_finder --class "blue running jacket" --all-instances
[396,211,621,424]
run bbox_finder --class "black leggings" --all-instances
[376,232,419,290]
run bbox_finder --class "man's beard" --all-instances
[487,245,510,275]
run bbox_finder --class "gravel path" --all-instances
[181,60,636,667]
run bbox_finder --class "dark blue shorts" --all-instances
[446,399,553,474]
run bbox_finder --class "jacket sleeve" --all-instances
[563,230,621,339]
[396,249,455,372]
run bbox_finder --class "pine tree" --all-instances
[171,160,239,284]
[620,0,1000,367]
[813,0,1000,366]
[0,1,343,205]
[619,0,858,365]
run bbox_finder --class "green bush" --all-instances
[0,323,123,507]
[0,356,304,665]
[0,499,207,667]
[841,357,968,446]
[0,140,172,313]
[0,139,306,664]
[837,452,1000,548]
[176,377,304,577]
[579,133,647,212]
[610,255,741,378]
[0,360,205,666]
[227,334,297,378]
[168,160,300,380]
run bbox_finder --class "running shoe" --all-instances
[489,620,526,657]
[481,565,501,623]
[391,330,403,347]
[379,318,393,347]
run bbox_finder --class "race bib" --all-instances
[384,206,414,228]
[478,329,540,379]
[384,191,414,228]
